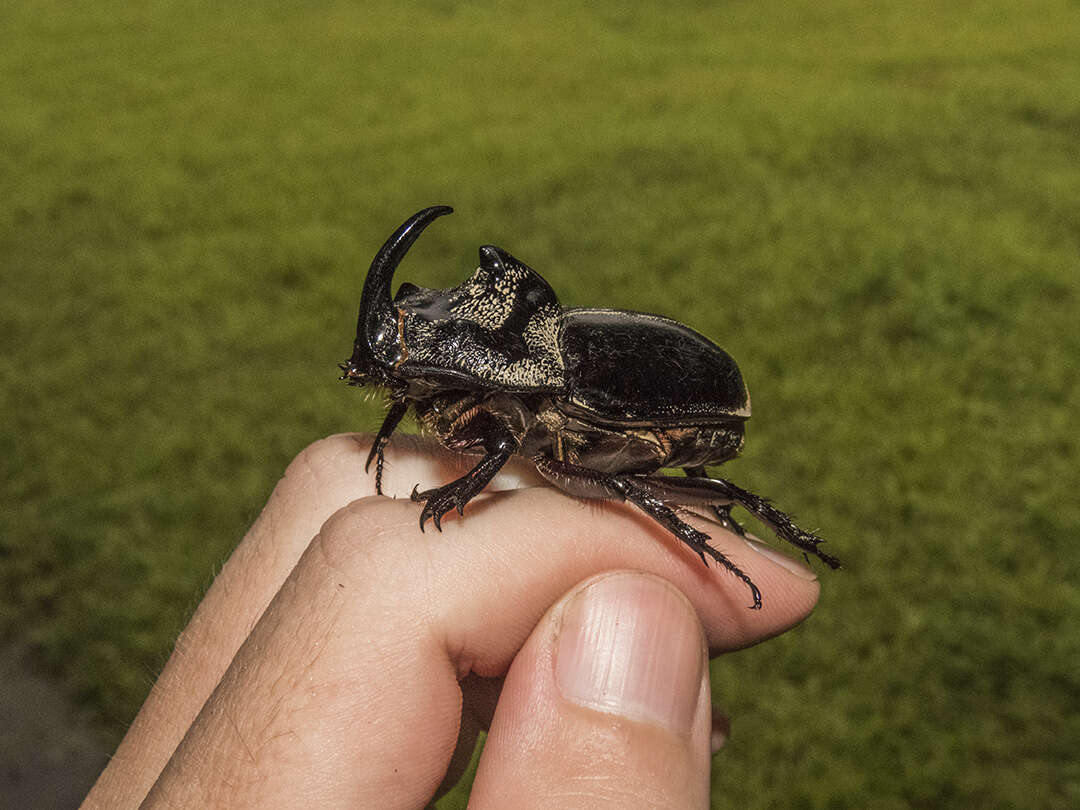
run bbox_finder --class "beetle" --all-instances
[341,206,839,608]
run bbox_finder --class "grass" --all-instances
[2,0,1078,806]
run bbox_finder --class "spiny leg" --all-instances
[410,411,518,531]
[535,457,762,609]
[716,476,840,568]
[615,476,762,609]
[684,467,747,537]
[711,504,747,537]
[655,473,840,569]
[366,400,408,495]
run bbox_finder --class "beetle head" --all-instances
[341,206,453,388]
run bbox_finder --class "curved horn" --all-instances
[355,205,453,357]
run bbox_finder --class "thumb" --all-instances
[469,571,712,809]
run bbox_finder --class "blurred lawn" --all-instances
[2,0,1078,806]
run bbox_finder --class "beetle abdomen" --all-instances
[558,308,750,424]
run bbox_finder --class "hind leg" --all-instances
[533,456,763,609]
[663,470,840,569]
[683,467,747,538]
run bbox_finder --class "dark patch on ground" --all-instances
[0,645,110,809]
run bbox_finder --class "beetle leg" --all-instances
[711,504,747,538]
[410,414,518,532]
[682,467,746,537]
[647,475,841,570]
[531,455,624,500]
[615,476,763,610]
[534,457,762,609]
[366,400,408,496]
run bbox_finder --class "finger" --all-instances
[84,433,540,806]
[470,572,712,809]
[143,491,819,808]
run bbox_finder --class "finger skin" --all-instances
[470,573,713,810]
[83,434,543,808]
[88,434,820,807]
[142,490,818,806]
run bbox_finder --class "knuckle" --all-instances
[273,433,374,504]
[315,497,419,576]
[287,433,372,480]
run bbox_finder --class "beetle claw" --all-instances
[413,482,463,533]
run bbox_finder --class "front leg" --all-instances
[366,400,408,495]
[410,410,519,531]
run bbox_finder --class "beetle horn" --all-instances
[353,205,453,362]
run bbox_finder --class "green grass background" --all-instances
[2,0,1078,806]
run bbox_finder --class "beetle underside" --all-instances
[343,206,839,609]
[353,387,840,610]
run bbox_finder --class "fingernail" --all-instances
[555,573,705,735]
[744,536,818,580]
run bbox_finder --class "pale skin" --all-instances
[82,434,821,809]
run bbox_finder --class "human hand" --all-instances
[84,434,821,809]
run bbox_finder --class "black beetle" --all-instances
[341,206,839,608]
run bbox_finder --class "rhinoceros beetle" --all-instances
[341,206,839,608]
